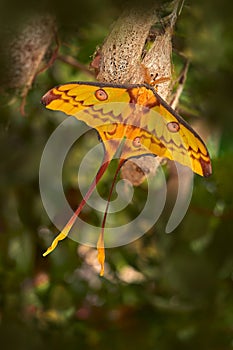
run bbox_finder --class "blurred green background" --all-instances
[1,0,233,349]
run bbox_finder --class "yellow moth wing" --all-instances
[41,82,212,177]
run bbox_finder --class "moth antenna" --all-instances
[97,159,125,276]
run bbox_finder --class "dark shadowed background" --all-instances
[0,0,233,349]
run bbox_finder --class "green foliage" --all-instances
[1,0,233,349]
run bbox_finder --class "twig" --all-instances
[170,59,189,109]
[162,0,185,28]
[57,54,94,77]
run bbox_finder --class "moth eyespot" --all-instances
[107,123,117,136]
[167,122,180,133]
[95,89,108,101]
[133,137,141,148]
